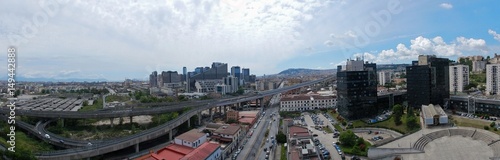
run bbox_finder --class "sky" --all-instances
[0,0,499,81]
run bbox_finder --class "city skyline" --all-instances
[1,0,500,81]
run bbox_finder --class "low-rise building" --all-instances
[421,104,448,126]
[174,129,208,148]
[287,126,319,160]
[211,124,242,143]
[280,95,336,112]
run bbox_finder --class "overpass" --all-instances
[5,76,334,159]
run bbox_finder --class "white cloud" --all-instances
[0,0,345,80]
[331,60,346,67]
[358,36,488,63]
[439,3,453,9]
[489,29,500,42]
[324,40,335,47]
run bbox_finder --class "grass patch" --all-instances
[454,116,500,134]
[0,130,54,152]
[279,111,301,118]
[79,98,103,111]
[351,115,420,134]
[281,143,287,160]
[339,140,372,157]
[105,95,130,102]
[334,124,343,132]
[324,126,334,133]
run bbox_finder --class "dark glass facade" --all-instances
[336,63,378,120]
[407,56,449,108]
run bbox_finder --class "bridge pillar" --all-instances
[60,118,64,127]
[198,112,202,125]
[188,117,191,128]
[259,98,264,108]
[130,116,133,124]
[219,106,222,113]
[135,143,139,153]
[209,108,212,116]
[224,105,227,114]
[119,117,123,125]
[110,118,114,128]
[169,129,173,141]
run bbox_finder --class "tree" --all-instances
[339,130,357,147]
[406,115,419,130]
[178,95,188,101]
[83,100,89,106]
[356,137,365,146]
[276,131,287,143]
[392,104,403,125]
[406,106,414,118]
[491,121,496,128]
[399,73,406,78]
[226,118,238,124]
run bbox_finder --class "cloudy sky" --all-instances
[1,0,499,81]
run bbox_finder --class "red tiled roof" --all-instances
[136,144,195,160]
[239,117,255,124]
[239,111,258,118]
[136,142,220,160]
[180,142,220,160]
[158,144,193,159]
[175,129,206,142]
[289,126,310,137]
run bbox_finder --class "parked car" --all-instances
[44,134,50,139]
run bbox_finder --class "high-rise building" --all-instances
[449,65,469,93]
[190,62,229,91]
[183,67,187,81]
[149,71,158,87]
[473,61,487,72]
[336,58,378,120]
[242,68,250,82]
[377,71,391,86]
[161,71,181,84]
[231,66,241,79]
[184,67,189,92]
[224,75,239,93]
[486,64,500,95]
[194,67,204,75]
[407,55,450,108]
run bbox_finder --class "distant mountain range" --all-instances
[1,76,107,82]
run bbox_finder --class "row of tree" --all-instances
[392,104,419,130]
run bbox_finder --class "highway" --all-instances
[2,76,334,160]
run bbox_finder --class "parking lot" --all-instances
[303,112,343,160]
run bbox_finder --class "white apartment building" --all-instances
[280,95,336,112]
[449,65,469,93]
[378,71,392,86]
[487,64,500,95]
